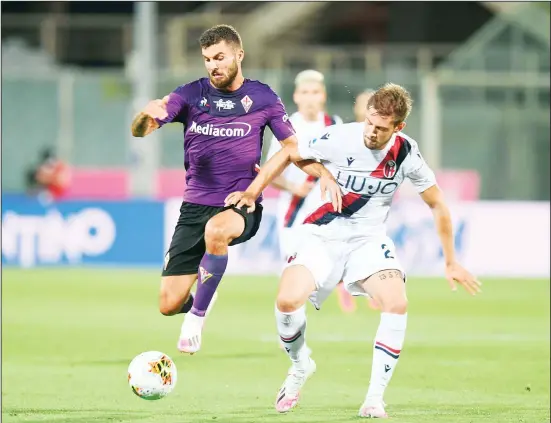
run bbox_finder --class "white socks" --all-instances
[366,312,408,401]
[275,305,310,370]
[275,306,407,399]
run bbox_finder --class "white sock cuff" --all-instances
[380,312,408,331]
[275,304,306,332]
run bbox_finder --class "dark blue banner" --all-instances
[2,195,165,268]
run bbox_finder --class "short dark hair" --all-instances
[199,25,242,49]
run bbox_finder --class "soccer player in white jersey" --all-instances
[226,83,481,418]
[266,70,357,313]
[267,70,342,259]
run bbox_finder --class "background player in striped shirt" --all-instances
[226,83,481,418]
[266,70,342,258]
[265,70,359,313]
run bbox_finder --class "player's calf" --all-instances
[196,210,242,312]
[159,274,197,316]
[378,294,407,314]
[189,210,244,317]
[276,265,317,367]
[274,265,318,413]
[275,267,315,354]
[179,210,245,354]
[359,269,408,410]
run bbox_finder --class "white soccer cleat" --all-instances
[275,358,316,413]
[358,397,388,418]
[177,291,218,354]
[177,313,203,354]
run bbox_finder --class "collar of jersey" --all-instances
[382,133,398,153]
[368,132,397,156]
[207,78,250,97]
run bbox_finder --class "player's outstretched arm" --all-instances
[130,96,171,137]
[265,136,315,197]
[246,146,294,200]
[280,137,325,174]
[224,146,293,212]
[280,136,342,213]
[420,185,482,295]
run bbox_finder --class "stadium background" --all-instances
[2,2,550,422]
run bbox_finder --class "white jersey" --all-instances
[267,111,343,230]
[297,122,437,239]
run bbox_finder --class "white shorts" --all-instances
[277,227,301,261]
[284,225,406,309]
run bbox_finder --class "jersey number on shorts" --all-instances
[381,244,394,259]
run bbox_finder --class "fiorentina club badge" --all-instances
[383,160,397,179]
[241,95,253,113]
[199,266,212,283]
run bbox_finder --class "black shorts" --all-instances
[162,201,263,276]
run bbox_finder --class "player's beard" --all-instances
[209,60,239,90]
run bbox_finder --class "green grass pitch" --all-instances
[2,269,550,422]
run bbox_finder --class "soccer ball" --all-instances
[127,351,177,400]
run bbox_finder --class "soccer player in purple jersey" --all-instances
[130,25,342,354]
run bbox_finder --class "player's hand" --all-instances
[224,191,257,213]
[142,96,169,120]
[320,175,342,213]
[292,181,316,198]
[445,261,482,296]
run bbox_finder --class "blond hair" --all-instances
[367,83,413,124]
[294,70,325,87]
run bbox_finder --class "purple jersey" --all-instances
[155,78,295,206]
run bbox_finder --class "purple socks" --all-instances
[190,253,228,317]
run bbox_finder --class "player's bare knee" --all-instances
[380,297,408,314]
[276,292,304,313]
[159,298,179,316]
[276,266,316,312]
[204,220,230,251]
[363,269,407,314]
[276,278,301,312]
[158,285,191,316]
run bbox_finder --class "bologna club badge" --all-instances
[383,160,397,179]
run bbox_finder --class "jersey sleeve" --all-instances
[404,143,438,193]
[154,85,188,127]
[297,126,337,162]
[267,96,296,141]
